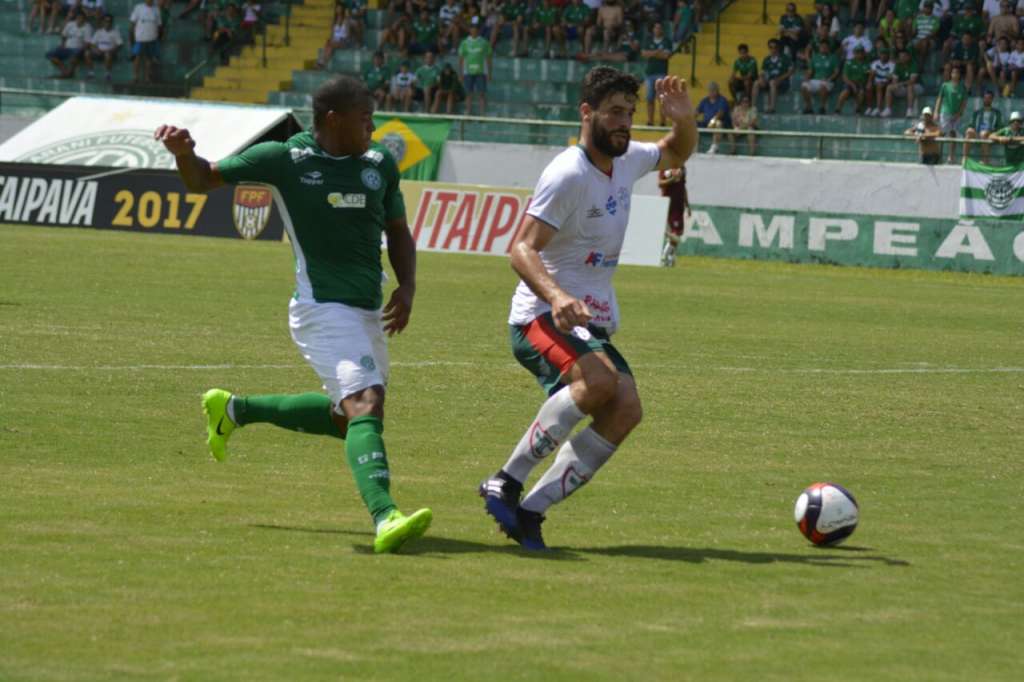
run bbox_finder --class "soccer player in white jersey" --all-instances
[479,67,697,550]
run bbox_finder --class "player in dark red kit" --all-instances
[659,166,689,266]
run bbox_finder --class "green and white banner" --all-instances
[960,159,1024,220]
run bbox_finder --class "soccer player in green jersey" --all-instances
[153,76,432,554]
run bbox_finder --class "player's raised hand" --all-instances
[656,76,695,124]
[382,283,414,336]
[154,125,196,157]
[551,292,592,333]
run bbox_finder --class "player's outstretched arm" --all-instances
[382,217,416,336]
[654,75,698,170]
[153,125,224,193]
[510,215,591,333]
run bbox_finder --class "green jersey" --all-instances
[762,53,792,80]
[503,2,528,20]
[779,15,803,32]
[950,40,979,64]
[895,0,918,20]
[535,5,559,26]
[938,81,967,115]
[995,126,1024,164]
[971,107,1003,133]
[893,61,917,83]
[363,64,390,91]
[733,55,758,78]
[644,36,671,75]
[217,133,404,309]
[844,58,870,84]
[563,3,591,26]
[458,35,492,75]
[412,18,438,46]
[953,14,984,38]
[810,52,839,80]
[914,14,939,41]
[415,63,440,88]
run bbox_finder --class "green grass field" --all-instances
[1,224,1022,681]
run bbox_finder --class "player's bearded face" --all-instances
[589,95,634,158]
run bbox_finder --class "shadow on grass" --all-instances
[573,545,910,568]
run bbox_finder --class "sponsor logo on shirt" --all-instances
[300,171,323,186]
[327,192,367,208]
[362,150,384,165]
[361,167,383,191]
[289,147,314,163]
[586,205,604,219]
[584,251,619,267]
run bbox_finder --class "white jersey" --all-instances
[508,141,661,334]
[870,59,895,83]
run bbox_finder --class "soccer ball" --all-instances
[794,482,859,546]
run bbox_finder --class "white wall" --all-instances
[439,142,962,219]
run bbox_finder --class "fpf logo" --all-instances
[584,251,619,267]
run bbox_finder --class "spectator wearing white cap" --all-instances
[905,106,942,165]
[990,111,1024,164]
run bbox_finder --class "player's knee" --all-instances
[341,385,385,419]
[616,391,643,432]
[576,361,618,409]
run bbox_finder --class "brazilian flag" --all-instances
[371,115,450,181]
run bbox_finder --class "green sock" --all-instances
[345,415,397,525]
[232,393,345,438]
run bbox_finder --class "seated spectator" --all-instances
[434,61,464,113]
[494,1,530,57]
[1009,36,1024,95]
[672,0,695,52]
[842,22,873,61]
[696,81,730,154]
[27,0,52,34]
[84,13,122,80]
[878,8,902,48]
[777,3,807,58]
[836,45,870,114]
[728,43,758,103]
[963,90,1004,162]
[803,22,838,65]
[131,0,162,83]
[801,40,840,114]
[81,0,105,21]
[344,0,367,47]
[850,0,875,26]
[883,48,925,117]
[935,65,968,162]
[982,0,1002,21]
[866,47,895,116]
[438,0,462,53]
[943,4,983,62]
[753,38,794,114]
[814,3,840,41]
[387,61,416,111]
[637,0,662,24]
[409,9,440,55]
[989,110,1024,164]
[46,10,92,78]
[905,106,942,164]
[530,0,558,57]
[318,6,352,68]
[239,1,261,42]
[382,10,412,51]
[589,0,624,53]
[559,0,593,57]
[913,3,940,69]
[945,31,980,94]
[416,50,441,111]
[730,93,758,155]
[46,0,79,34]
[984,36,1013,95]
[641,21,671,125]
[987,1,1019,46]
[210,2,240,65]
[582,17,638,61]
[363,51,391,108]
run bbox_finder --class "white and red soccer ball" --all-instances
[794,482,859,546]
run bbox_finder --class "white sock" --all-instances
[520,426,617,514]
[501,386,585,483]
[225,396,238,424]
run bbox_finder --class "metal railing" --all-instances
[714,0,739,65]
[763,0,770,24]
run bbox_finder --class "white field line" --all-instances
[0,363,1023,375]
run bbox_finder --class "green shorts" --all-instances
[510,312,632,396]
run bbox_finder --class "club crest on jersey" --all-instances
[605,195,617,215]
[300,171,323,186]
[232,185,273,239]
[327,192,367,208]
[586,205,604,219]
[361,167,383,191]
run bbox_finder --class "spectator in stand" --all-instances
[835,45,870,114]
[987,1,1019,49]
[382,9,412,51]
[387,61,416,111]
[410,9,440,55]
[434,61,464,112]
[866,47,895,116]
[879,8,902,48]
[883,48,924,117]
[913,2,941,70]
[130,0,161,83]
[753,39,794,114]
[935,65,968,162]
[459,17,492,115]
[28,0,51,34]
[158,0,172,42]
[588,0,624,53]
[964,90,1003,162]
[943,4,983,63]
[729,43,758,102]
[481,0,502,41]
[842,22,873,62]
[672,0,695,51]
[642,22,671,125]
[658,167,688,267]
[210,3,240,65]
[46,9,92,78]
[532,0,559,57]
[982,0,1002,20]
[984,36,1013,95]
[363,51,391,108]
[696,81,730,154]
[317,5,353,69]
[905,106,943,163]
[84,13,122,80]
[815,3,841,41]
[559,0,593,57]
[803,22,837,65]
[801,40,840,114]
[239,1,261,42]
[1009,36,1024,95]
[439,0,462,53]
[777,3,807,58]
[730,93,758,155]
[945,30,980,94]
[416,50,441,111]
[344,0,366,47]
[81,0,105,21]
[990,110,1024,163]
[45,0,78,34]
[850,0,875,26]
[494,0,530,56]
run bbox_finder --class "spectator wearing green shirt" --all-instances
[556,0,593,58]
[493,1,531,56]
[753,39,794,114]
[883,49,925,118]
[990,111,1024,164]
[835,46,871,115]
[801,41,840,115]
[945,31,979,93]
[409,9,440,56]
[363,51,391,108]
[532,0,560,58]
[433,61,465,113]
[415,50,442,112]
[728,43,758,102]
[963,90,1004,162]
[672,0,695,51]
[912,3,940,68]
[934,66,968,162]
[943,4,983,62]
[776,3,807,58]
[458,19,492,115]
[641,21,672,125]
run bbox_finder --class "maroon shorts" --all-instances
[668,210,685,235]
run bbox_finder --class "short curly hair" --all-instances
[580,66,641,109]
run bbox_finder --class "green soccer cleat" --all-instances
[373,508,433,554]
[201,388,236,462]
